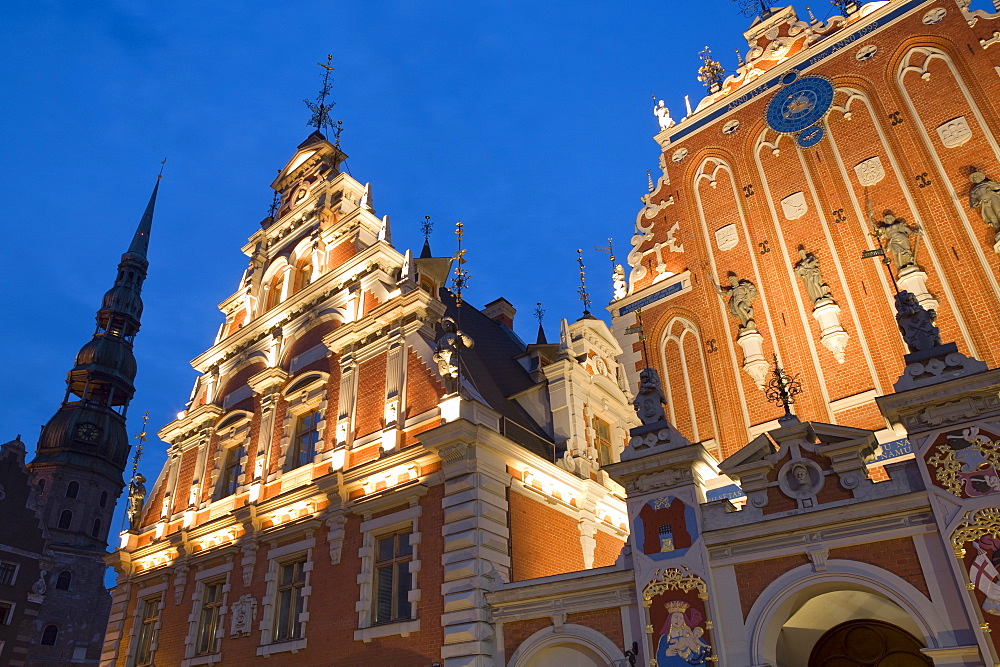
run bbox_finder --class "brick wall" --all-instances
[509,491,585,581]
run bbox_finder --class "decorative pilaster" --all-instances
[248,367,288,490]
[422,421,512,667]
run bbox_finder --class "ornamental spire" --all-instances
[304,55,343,143]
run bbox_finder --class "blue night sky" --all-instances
[0,1,837,540]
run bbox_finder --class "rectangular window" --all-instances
[373,530,412,625]
[0,563,15,586]
[593,417,613,466]
[134,597,160,666]
[273,559,306,642]
[195,580,224,655]
[288,411,321,470]
[217,446,244,499]
[0,601,12,625]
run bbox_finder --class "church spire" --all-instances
[31,176,159,484]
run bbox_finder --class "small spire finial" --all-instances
[304,54,341,138]
[646,169,655,193]
[158,158,166,179]
[577,249,592,315]
[534,302,545,327]
[806,5,818,22]
[764,355,803,421]
[735,48,745,67]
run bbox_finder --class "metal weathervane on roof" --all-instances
[304,54,343,145]
[576,249,592,316]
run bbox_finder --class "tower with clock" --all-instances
[15,179,159,665]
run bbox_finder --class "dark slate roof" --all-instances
[439,290,559,462]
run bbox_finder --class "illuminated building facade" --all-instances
[100,2,1000,666]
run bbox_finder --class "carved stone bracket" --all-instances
[737,329,769,389]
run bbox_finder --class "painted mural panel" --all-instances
[642,568,713,667]
[635,495,698,560]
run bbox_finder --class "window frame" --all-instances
[0,562,17,586]
[194,579,225,656]
[41,624,58,646]
[272,558,307,642]
[592,416,614,467]
[127,585,166,667]
[255,538,315,658]
[354,503,422,642]
[286,410,321,471]
[55,571,71,591]
[372,529,413,625]
[0,600,14,626]
[216,444,245,500]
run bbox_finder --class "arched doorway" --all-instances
[809,619,931,666]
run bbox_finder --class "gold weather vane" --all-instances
[304,54,342,143]
[577,249,592,315]
[451,221,470,307]
[697,46,726,92]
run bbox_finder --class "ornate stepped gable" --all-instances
[104,129,635,667]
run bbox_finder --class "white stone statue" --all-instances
[613,264,627,300]
[654,100,675,131]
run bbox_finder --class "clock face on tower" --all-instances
[76,422,101,443]
[765,76,835,134]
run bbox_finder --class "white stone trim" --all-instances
[506,623,623,667]
[256,539,315,655]
[207,416,253,502]
[354,505,422,640]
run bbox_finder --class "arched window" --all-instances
[100,491,108,508]
[293,256,313,294]
[41,625,58,645]
[91,518,102,539]
[66,481,79,498]
[58,510,72,530]
[216,445,245,499]
[56,571,71,590]
[38,479,45,494]
[266,269,286,311]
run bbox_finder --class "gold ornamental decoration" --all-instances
[642,565,709,604]
[926,433,1000,498]
[952,507,1000,558]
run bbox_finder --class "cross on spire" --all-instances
[304,54,341,141]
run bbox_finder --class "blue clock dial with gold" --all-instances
[765,76,835,134]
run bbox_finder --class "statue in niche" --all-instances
[714,274,757,332]
[877,214,921,271]
[654,100,675,131]
[793,248,832,305]
[894,290,941,352]
[969,171,1000,242]
[433,317,474,394]
[126,473,147,531]
[633,368,668,425]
